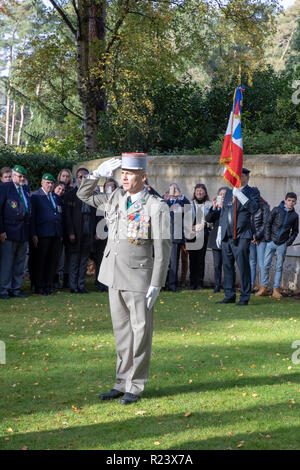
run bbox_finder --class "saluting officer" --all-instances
[30,173,63,295]
[0,165,30,299]
[77,154,171,404]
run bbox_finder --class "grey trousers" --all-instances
[109,288,154,396]
[0,240,27,295]
[69,252,89,290]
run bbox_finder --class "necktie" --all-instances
[127,196,132,209]
[18,186,29,213]
[48,193,56,210]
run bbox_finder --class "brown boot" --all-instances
[255,286,268,296]
[272,288,282,299]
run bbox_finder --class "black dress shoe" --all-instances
[97,286,108,293]
[35,289,47,296]
[120,392,140,405]
[70,289,79,294]
[99,389,124,400]
[11,293,27,298]
[216,298,236,304]
[0,294,10,300]
[78,288,88,294]
[236,300,249,306]
[45,288,54,296]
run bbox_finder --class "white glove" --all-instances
[146,286,161,310]
[216,226,222,249]
[92,158,121,178]
[232,187,249,205]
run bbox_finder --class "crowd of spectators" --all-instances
[0,164,298,300]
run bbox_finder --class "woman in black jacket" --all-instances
[249,196,270,291]
[186,184,212,290]
[205,187,227,293]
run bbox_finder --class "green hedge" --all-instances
[0,146,98,190]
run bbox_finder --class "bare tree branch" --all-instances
[49,0,77,37]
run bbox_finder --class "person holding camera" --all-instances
[164,183,190,292]
[185,184,212,290]
[205,187,227,293]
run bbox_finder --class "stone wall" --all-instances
[74,154,300,290]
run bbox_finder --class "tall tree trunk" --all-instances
[76,0,107,154]
[17,103,25,146]
[10,100,16,145]
[50,0,129,155]
[5,31,16,145]
[5,93,10,145]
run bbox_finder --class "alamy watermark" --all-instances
[291,340,300,365]
[292,80,300,105]
[95,203,206,250]
[0,341,6,365]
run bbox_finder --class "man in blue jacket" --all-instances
[0,165,30,299]
[256,192,299,299]
[30,173,63,295]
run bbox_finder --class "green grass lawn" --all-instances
[0,280,300,450]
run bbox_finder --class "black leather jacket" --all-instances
[251,200,270,242]
[264,202,299,246]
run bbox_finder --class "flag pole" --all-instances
[233,63,242,243]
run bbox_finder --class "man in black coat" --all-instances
[0,165,30,299]
[30,173,63,295]
[216,168,260,306]
[63,168,96,294]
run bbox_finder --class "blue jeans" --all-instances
[262,241,287,289]
[249,241,267,287]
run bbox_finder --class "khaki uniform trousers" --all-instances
[109,287,154,396]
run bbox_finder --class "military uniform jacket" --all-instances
[0,181,31,242]
[77,177,172,293]
[30,188,63,238]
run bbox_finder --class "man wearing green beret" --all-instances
[0,165,31,299]
[30,173,63,295]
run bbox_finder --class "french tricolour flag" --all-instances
[220,86,245,188]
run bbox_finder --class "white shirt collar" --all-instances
[126,188,146,204]
[41,187,50,197]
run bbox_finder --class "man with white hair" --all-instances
[0,165,31,299]
[77,154,171,404]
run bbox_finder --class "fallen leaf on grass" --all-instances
[154,441,160,445]
[184,412,192,418]
[135,410,146,415]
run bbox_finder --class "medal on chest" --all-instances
[128,213,150,244]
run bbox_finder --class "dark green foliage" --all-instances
[0,145,94,190]
[98,67,300,155]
